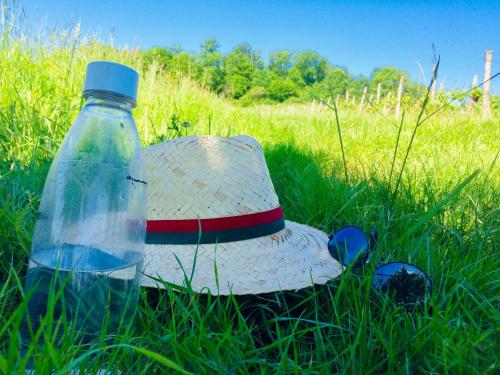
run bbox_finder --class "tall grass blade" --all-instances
[122,345,193,375]
[405,169,480,237]
[0,353,6,374]
[331,93,349,183]
[391,57,440,203]
[305,89,349,182]
[388,111,405,187]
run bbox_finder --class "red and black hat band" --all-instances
[146,206,285,245]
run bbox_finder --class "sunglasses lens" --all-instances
[328,227,369,266]
[373,263,432,308]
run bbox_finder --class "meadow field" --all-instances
[0,32,499,373]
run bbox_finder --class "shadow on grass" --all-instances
[141,141,495,373]
[142,142,398,358]
[7,140,496,372]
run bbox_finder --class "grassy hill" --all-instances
[0,33,499,373]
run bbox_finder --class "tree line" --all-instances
[141,38,427,105]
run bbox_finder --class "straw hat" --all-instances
[141,135,342,295]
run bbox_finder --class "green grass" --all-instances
[1,31,499,374]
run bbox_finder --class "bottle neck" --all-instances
[84,92,134,113]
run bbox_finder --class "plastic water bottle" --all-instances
[21,61,146,348]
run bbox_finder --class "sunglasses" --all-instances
[328,226,432,310]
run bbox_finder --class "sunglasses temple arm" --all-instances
[370,229,378,252]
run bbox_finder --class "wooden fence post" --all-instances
[430,64,437,102]
[466,74,479,113]
[359,86,367,112]
[396,75,404,117]
[376,82,382,103]
[383,92,392,114]
[482,50,493,118]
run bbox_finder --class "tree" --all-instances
[371,67,409,95]
[200,38,225,92]
[141,43,423,104]
[224,46,256,98]
[289,50,328,86]
[252,68,272,89]
[233,43,264,69]
[201,37,220,55]
[313,67,352,97]
[171,51,203,80]
[142,47,174,71]
[269,50,293,78]
[349,76,372,97]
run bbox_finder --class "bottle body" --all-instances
[22,95,145,345]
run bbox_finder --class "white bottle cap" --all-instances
[83,61,139,107]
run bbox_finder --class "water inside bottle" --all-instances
[21,244,143,348]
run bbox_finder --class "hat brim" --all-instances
[141,220,343,295]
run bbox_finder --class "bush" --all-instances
[142,48,174,72]
[267,79,298,102]
[239,86,275,106]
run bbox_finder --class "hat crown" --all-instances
[144,135,280,220]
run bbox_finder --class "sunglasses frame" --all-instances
[328,227,433,308]
[327,226,377,267]
[373,261,433,292]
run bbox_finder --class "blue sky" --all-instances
[23,0,500,92]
